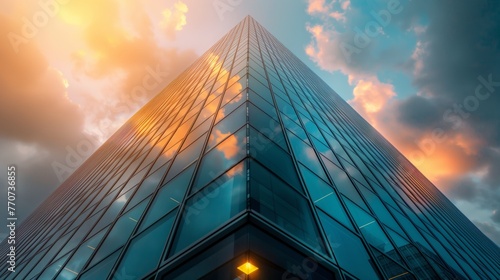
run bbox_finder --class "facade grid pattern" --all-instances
[1,16,499,280]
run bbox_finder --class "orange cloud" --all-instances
[215,131,240,159]
[405,133,478,185]
[348,76,396,129]
[160,1,189,39]
[307,0,329,14]
[0,14,89,149]
[307,0,349,21]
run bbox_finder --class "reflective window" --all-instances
[58,230,106,279]
[208,104,246,150]
[250,160,326,254]
[318,211,381,280]
[125,163,169,211]
[194,127,246,192]
[139,164,194,232]
[322,158,369,211]
[171,162,246,254]
[78,251,120,280]
[344,200,394,254]
[299,164,352,229]
[38,254,70,280]
[115,214,175,279]
[287,130,328,181]
[249,127,300,188]
[89,200,147,266]
[168,137,205,181]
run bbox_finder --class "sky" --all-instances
[0,0,499,245]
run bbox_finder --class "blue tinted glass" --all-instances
[344,200,394,254]
[286,130,327,181]
[250,160,326,254]
[322,158,369,211]
[194,127,246,192]
[208,104,246,150]
[78,251,120,280]
[171,162,246,254]
[115,214,175,278]
[89,200,147,266]
[299,164,352,229]
[249,128,300,189]
[139,165,194,231]
[59,230,106,278]
[38,254,70,280]
[318,211,381,280]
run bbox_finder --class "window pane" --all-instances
[250,160,326,254]
[79,251,120,280]
[322,159,368,211]
[344,200,394,254]
[60,230,106,279]
[318,211,381,280]
[115,214,176,279]
[171,162,246,254]
[193,128,246,192]
[286,130,327,181]
[208,104,246,150]
[249,127,300,189]
[299,164,352,229]
[89,200,147,266]
[139,165,194,232]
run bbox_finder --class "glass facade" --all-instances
[1,16,499,280]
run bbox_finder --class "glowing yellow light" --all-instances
[237,262,258,275]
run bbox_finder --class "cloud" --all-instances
[307,0,329,15]
[160,1,188,39]
[473,221,500,246]
[61,0,197,140]
[0,13,91,149]
[306,0,500,244]
[307,0,350,21]
[0,0,198,239]
[348,76,396,127]
[0,13,96,239]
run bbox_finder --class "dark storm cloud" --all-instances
[396,95,442,130]
[492,210,500,224]
[395,1,500,201]
[0,14,94,149]
[473,221,500,246]
[447,177,479,201]
[0,14,97,239]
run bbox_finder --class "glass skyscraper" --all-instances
[1,16,499,280]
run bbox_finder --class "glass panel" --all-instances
[249,160,326,254]
[318,211,381,280]
[124,163,169,212]
[89,200,147,266]
[59,230,106,279]
[79,250,120,280]
[217,94,245,123]
[166,134,205,181]
[193,127,246,192]
[299,164,352,229]
[38,254,70,280]
[139,164,194,232]
[208,104,246,150]
[344,200,395,254]
[115,214,175,279]
[249,127,300,189]
[322,158,369,211]
[171,162,246,254]
[357,185,404,234]
[286,130,328,181]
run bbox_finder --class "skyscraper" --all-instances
[1,16,499,279]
